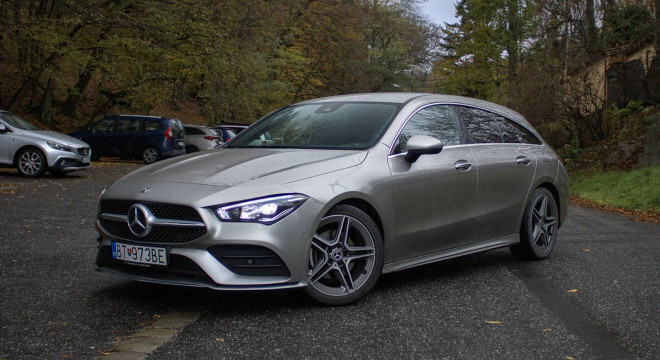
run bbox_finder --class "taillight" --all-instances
[164,126,172,142]
[203,136,220,141]
[557,154,565,165]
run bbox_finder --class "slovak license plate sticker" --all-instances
[112,242,167,266]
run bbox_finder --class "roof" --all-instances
[295,93,528,125]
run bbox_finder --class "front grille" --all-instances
[96,246,213,283]
[77,147,91,156]
[99,200,206,243]
[209,245,291,277]
[99,201,202,222]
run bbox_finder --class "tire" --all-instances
[186,146,199,154]
[142,147,159,164]
[16,148,47,178]
[305,204,383,306]
[510,187,559,260]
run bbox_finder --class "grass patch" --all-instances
[570,165,660,212]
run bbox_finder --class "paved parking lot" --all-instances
[0,162,658,359]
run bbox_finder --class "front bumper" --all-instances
[45,147,91,172]
[95,197,325,291]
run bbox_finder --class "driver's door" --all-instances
[389,105,479,261]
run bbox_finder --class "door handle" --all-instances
[454,160,472,171]
[516,156,531,165]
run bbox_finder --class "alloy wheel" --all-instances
[18,150,44,177]
[308,214,376,297]
[530,194,557,253]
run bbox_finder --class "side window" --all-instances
[144,120,161,131]
[92,119,115,134]
[456,106,502,144]
[184,127,204,135]
[395,105,460,153]
[116,118,140,133]
[499,118,542,144]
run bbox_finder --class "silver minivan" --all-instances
[0,110,91,177]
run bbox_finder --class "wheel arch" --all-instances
[13,145,46,166]
[332,198,385,241]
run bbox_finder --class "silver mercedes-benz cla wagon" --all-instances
[95,93,568,305]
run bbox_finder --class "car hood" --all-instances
[27,130,90,147]
[120,148,368,187]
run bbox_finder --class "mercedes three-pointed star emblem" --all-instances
[127,204,153,237]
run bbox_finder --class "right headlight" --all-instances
[213,194,308,224]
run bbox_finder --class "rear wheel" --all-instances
[305,205,383,306]
[142,147,159,164]
[510,187,558,260]
[16,148,46,178]
[186,146,199,153]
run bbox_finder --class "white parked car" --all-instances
[0,110,91,177]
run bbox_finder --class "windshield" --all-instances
[228,102,400,150]
[0,112,41,130]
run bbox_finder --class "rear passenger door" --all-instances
[113,117,142,156]
[455,106,539,240]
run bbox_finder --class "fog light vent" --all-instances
[208,245,291,277]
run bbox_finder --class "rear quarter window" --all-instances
[144,120,161,131]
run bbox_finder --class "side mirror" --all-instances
[404,135,443,163]
[0,123,7,132]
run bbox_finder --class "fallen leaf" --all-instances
[566,357,574,360]
[485,321,501,324]
[215,338,225,342]
[567,289,579,293]
[542,328,552,332]
[583,248,591,252]
[61,355,71,359]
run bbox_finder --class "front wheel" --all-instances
[510,187,559,260]
[142,147,159,164]
[16,148,46,178]
[305,205,383,306]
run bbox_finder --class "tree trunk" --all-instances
[506,0,520,106]
[585,0,598,55]
[655,0,660,54]
[39,77,55,127]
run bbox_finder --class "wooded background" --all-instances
[1,0,658,149]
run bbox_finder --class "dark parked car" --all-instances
[94,93,568,305]
[70,115,185,163]
[214,126,237,143]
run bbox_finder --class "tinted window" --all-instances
[456,107,502,144]
[92,119,115,134]
[145,120,161,131]
[395,105,460,153]
[499,118,541,144]
[229,102,399,150]
[117,118,140,132]
[184,127,205,135]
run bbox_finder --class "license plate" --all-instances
[177,140,185,146]
[82,158,90,164]
[112,242,167,266]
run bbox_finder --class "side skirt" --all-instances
[382,234,519,274]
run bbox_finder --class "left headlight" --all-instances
[214,194,308,224]
[47,141,73,152]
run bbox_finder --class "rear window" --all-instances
[170,119,184,132]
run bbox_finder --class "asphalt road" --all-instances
[0,163,658,360]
